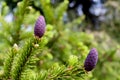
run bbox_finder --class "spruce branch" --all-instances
[4,44,19,79]
[37,63,86,80]
[39,0,55,24]
[0,16,13,45]
[55,0,69,20]
[0,16,11,34]
[11,38,38,80]
[4,15,46,80]
[11,0,31,45]
[55,66,85,79]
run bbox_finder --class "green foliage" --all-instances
[4,44,18,79]
[55,0,69,20]
[0,0,120,80]
[39,0,55,24]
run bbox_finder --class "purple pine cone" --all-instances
[84,48,98,71]
[34,16,46,38]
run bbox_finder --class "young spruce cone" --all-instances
[34,16,46,38]
[84,48,98,71]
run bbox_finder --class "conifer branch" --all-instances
[55,0,69,20]
[39,0,55,24]
[4,44,18,79]
[53,66,85,79]
[11,0,31,45]
[11,38,43,80]
[37,64,86,80]
[11,38,34,80]
[0,16,13,45]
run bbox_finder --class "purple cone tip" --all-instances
[84,48,98,71]
[34,15,46,38]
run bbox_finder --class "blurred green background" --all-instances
[0,0,120,80]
